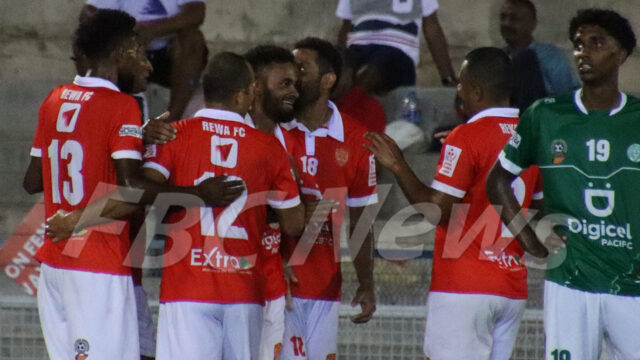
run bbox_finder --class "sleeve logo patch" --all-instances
[368,154,376,187]
[439,145,462,177]
[508,132,522,148]
[119,125,142,139]
[143,144,157,159]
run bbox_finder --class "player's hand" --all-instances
[433,130,452,144]
[304,199,339,225]
[46,209,81,242]
[196,176,245,207]
[364,132,406,174]
[142,112,176,145]
[283,264,298,311]
[350,284,376,324]
[545,230,567,254]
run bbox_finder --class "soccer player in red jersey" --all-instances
[142,52,305,359]
[244,44,301,360]
[366,47,542,360]
[280,38,378,359]
[23,11,243,360]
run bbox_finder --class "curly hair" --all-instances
[294,37,342,81]
[244,44,295,74]
[569,8,636,55]
[74,9,136,63]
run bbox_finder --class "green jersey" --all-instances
[500,90,640,296]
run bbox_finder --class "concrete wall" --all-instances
[1,0,640,238]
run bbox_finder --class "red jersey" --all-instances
[143,109,300,304]
[245,116,289,301]
[31,76,143,275]
[337,86,386,133]
[429,108,542,299]
[281,101,378,301]
[261,225,286,300]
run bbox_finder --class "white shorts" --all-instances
[156,301,262,360]
[260,296,286,360]
[134,285,157,357]
[281,298,339,360]
[37,264,139,360]
[424,291,526,360]
[544,281,640,360]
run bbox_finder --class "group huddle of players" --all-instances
[22,5,640,360]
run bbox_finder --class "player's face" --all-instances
[118,37,152,94]
[499,1,535,47]
[238,64,257,115]
[456,60,476,118]
[262,62,299,123]
[572,25,627,86]
[292,48,323,113]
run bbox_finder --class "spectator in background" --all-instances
[81,0,208,122]
[332,49,386,133]
[336,0,457,94]
[500,0,580,110]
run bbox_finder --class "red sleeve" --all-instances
[31,91,57,158]
[431,126,475,198]
[347,139,378,207]
[31,105,47,158]
[532,166,543,200]
[267,141,301,209]
[108,97,143,161]
[142,123,179,180]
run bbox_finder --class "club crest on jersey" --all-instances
[551,139,567,164]
[627,144,640,163]
[74,338,89,360]
[585,182,614,218]
[335,147,349,166]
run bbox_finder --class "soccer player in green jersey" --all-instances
[486,8,640,360]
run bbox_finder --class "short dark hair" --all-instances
[464,47,513,101]
[569,8,636,55]
[74,9,136,63]
[202,52,253,103]
[244,45,295,74]
[505,0,536,19]
[294,37,342,82]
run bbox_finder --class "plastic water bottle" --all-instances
[400,91,422,125]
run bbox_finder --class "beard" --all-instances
[293,78,322,115]
[263,89,296,124]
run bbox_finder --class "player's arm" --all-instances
[422,12,457,86]
[23,156,43,194]
[348,204,376,323]
[335,0,352,47]
[135,2,205,45]
[273,204,305,238]
[486,163,548,258]
[45,159,244,241]
[337,20,353,48]
[365,132,457,224]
